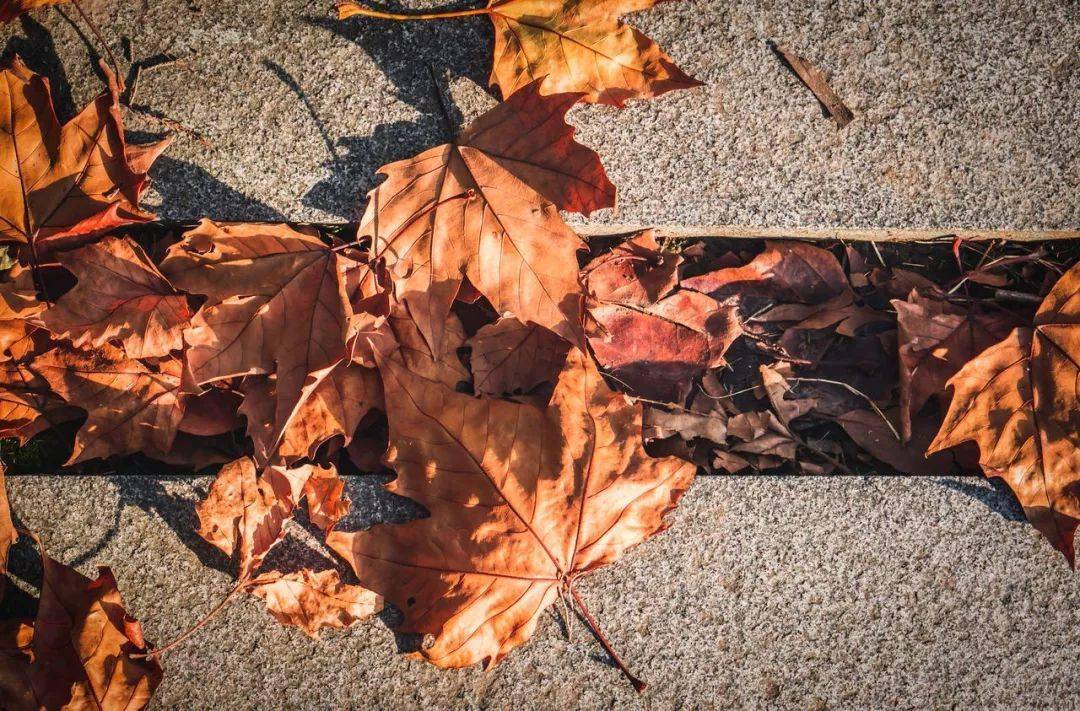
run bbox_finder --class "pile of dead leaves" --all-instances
[1,0,1079,708]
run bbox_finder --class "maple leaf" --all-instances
[467,317,569,398]
[0,548,162,710]
[248,569,382,639]
[893,289,1014,442]
[338,0,702,106]
[584,234,740,402]
[0,56,168,252]
[355,80,613,353]
[359,305,471,389]
[683,240,848,304]
[328,349,695,688]
[160,220,353,455]
[39,236,192,359]
[33,346,186,463]
[928,263,1080,564]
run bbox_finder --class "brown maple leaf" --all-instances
[0,56,168,252]
[0,546,162,710]
[339,0,701,106]
[355,80,613,354]
[33,347,186,463]
[0,360,73,442]
[248,569,382,639]
[928,262,1080,564]
[683,240,848,304]
[328,348,695,688]
[39,236,191,359]
[467,316,569,398]
[160,220,353,456]
[893,289,1015,442]
[358,305,471,389]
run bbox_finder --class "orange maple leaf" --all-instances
[328,348,695,688]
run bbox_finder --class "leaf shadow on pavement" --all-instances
[3,15,78,119]
[297,9,491,219]
[935,477,1026,522]
[140,153,289,223]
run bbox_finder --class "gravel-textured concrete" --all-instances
[5,474,1080,709]
[2,0,1077,229]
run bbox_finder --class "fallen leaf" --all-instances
[328,349,694,680]
[893,290,1015,441]
[928,262,1080,564]
[0,551,162,710]
[583,230,681,308]
[0,56,168,251]
[758,364,814,426]
[338,0,701,106]
[39,236,191,359]
[768,41,854,128]
[177,387,243,437]
[587,289,741,402]
[467,317,569,398]
[248,569,381,638]
[0,360,71,442]
[355,80,611,353]
[359,305,470,389]
[833,408,956,476]
[34,347,186,464]
[161,220,353,459]
[683,240,848,304]
[197,458,307,578]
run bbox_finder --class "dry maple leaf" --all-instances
[39,236,192,359]
[196,458,377,637]
[338,0,701,106]
[355,80,613,354]
[892,289,1014,442]
[33,346,186,463]
[0,360,72,442]
[328,348,695,689]
[248,569,382,639]
[357,304,471,389]
[160,220,353,452]
[928,262,1080,564]
[0,56,168,252]
[0,547,162,710]
[682,240,848,304]
[467,316,569,398]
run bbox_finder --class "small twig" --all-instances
[790,376,900,442]
[993,289,1043,305]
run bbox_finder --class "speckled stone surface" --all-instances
[5,474,1080,709]
[1,0,1077,230]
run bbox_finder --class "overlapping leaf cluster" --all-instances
[0,7,705,700]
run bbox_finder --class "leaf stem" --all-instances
[135,580,249,659]
[337,2,490,21]
[71,0,125,90]
[568,582,647,693]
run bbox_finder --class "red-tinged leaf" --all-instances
[33,347,186,463]
[247,569,381,638]
[682,240,848,304]
[928,262,1080,564]
[583,230,681,308]
[0,554,162,711]
[177,387,243,437]
[328,349,695,678]
[0,0,69,23]
[467,317,569,398]
[893,290,1015,441]
[587,289,741,402]
[0,56,169,250]
[0,264,43,362]
[39,236,191,359]
[355,80,609,354]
